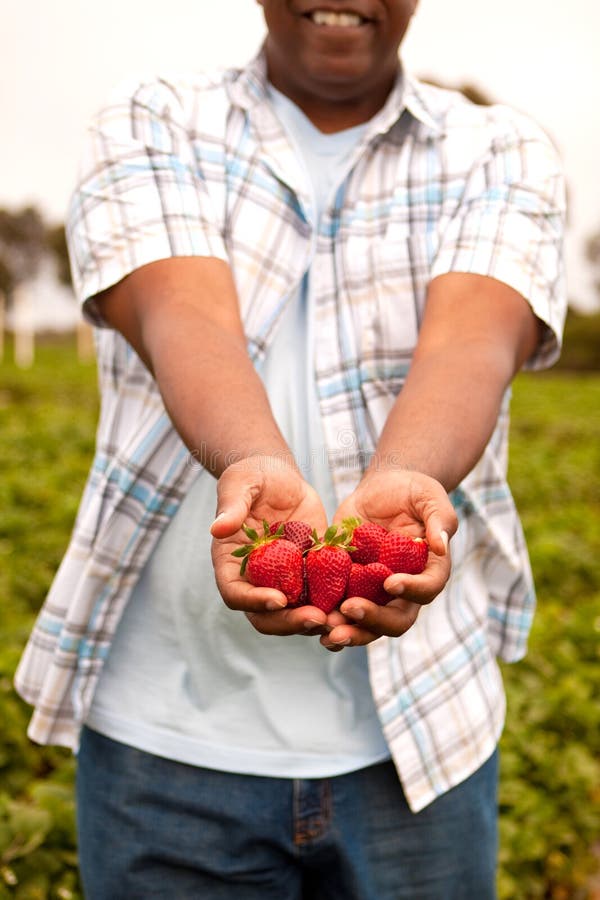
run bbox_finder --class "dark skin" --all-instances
[256,0,418,131]
[212,2,538,649]
[97,2,540,650]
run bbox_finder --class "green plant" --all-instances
[498,372,600,899]
[0,337,96,898]
[0,342,598,897]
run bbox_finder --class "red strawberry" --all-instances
[344,518,388,565]
[247,541,304,603]
[346,562,394,606]
[232,521,304,604]
[305,525,353,613]
[287,558,309,609]
[378,532,429,575]
[269,520,314,553]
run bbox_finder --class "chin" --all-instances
[303,54,376,89]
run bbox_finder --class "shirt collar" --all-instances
[228,47,443,138]
[401,73,444,135]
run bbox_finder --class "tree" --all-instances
[0,206,72,304]
[45,223,72,287]
[0,206,46,299]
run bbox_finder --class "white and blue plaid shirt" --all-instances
[15,51,566,811]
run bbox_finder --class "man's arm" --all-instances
[323,271,541,649]
[96,256,330,630]
[95,255,292,476]
[368,272,541,490]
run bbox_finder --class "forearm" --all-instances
[368,339,516,492]
[367,273,540,492]
[96,257,296,479]
[143,302,294,477]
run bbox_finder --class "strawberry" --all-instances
[287,558,309,609]
[346,561,394,606]
[305,524,353,613]
[232,521,304,604]
[378,532,429,575]
[344,518,388,565]
[269,520,314,553]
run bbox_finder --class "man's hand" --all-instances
[316,272,540,651]
[321,468,458,650]
[210,455,331,636]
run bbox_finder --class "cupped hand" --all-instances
[321,468,458,650]
[210,455,331,635]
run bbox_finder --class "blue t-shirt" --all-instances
[85,89,390,777]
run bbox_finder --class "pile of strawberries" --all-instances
[232,518,428,613]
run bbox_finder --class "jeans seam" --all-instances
[293,779,331,847]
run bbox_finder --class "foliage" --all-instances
[0,338,97,899]
[555,308,600,372]
[499,372,600,899]
[44,226,72,289]
[0,341,599,897]
[0,207,71,302]
[0,208,46,299]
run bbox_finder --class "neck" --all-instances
[266,72,398,134]
[297,93,392,133]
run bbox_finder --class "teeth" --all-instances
[311,10,363,26]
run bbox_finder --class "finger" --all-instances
[301,610,344,637]
[220,578,289,613]
[246,606,329,637]
[424,516,455,557]
[324,609,349,629]
[210,473,262,538]
[329,598,421,644]
[414,483,458,556]
[383,549,451,605]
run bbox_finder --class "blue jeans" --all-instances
[76,727,498,899]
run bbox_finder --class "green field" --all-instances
[1,339,599,899]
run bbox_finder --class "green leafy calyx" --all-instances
[231,520,281,575]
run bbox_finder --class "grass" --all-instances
[501,372,600,899]
[0,337,599,898]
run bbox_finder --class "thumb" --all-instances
[210,469,263,539]
[424,508,457,557]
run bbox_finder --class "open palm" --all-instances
[210,456,330,634]
[321,468,458,649]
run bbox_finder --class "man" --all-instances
[15,1,566,897]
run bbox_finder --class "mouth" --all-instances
[303,9,371,27]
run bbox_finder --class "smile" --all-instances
[306,10,367,27]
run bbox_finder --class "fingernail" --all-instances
[387,580,404,596]
[344,606,364,621]
[303,619,323,631]
[266,598,287,610]
[331,637,351,647]
[441,530,449,553]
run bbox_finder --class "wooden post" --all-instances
[0,291,5,364]
[77,318,94,361]
[13,286,35,368]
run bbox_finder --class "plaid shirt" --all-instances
[15,51,566,811]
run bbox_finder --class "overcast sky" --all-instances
[2,0,599,309]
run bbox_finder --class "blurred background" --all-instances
[1,2,598,898]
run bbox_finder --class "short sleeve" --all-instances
[430,111,567,370]
[66,77,229,325]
